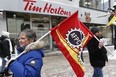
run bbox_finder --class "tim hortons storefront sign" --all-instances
[0,0,78,17]
[24,0,72,16]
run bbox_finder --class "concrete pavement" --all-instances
[1,46,116,77]
[42,50,116,77]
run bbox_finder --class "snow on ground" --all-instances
[108,50,116,60]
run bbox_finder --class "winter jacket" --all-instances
[9,49,44,77]
[87,37,108,67]
[0,35,11,58]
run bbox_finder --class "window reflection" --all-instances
[80,0,109,11]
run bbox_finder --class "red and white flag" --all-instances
[51,11,94,77]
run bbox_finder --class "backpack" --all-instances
[0,42,4,57]
[0,40,8,58]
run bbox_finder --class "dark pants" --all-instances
[93,67,103,77]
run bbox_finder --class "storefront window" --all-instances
[98,26,112,45]
[31,16,50,50]
[6,12,51,50]
[80,0,109,11]
[51,16,66,50]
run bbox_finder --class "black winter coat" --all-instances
[0,35,10,58]
[87,37,108,67]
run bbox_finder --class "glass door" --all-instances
[30,17,51,51]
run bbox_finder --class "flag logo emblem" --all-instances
[66,28,85,49]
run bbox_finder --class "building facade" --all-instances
[0,0,113,52]
[0,0,78,51]
[79,0,113,46]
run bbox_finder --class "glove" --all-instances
[98,41,104,49]
[25,41,44,52]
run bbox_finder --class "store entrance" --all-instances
[30,18,51,51]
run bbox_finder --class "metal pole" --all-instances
[115,26,116,49]
[113,5,116,50]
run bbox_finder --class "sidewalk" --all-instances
[4,45,116,77]
[42,47,116,77]
[6,52,116,77]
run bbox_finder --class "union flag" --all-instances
[51,11,94,77]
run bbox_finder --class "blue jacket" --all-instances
[9,49,44,77]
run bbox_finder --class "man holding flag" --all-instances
[87,26,108,77]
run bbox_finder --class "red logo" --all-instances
[23,0,71,16]
[23,0,42,12]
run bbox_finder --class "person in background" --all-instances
[10,38,16,54]
[0,31,13,76]
[87,26,108,77]
[8,29,45,77]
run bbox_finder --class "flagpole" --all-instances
[36,31,51,42]
[94,35,114,56]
